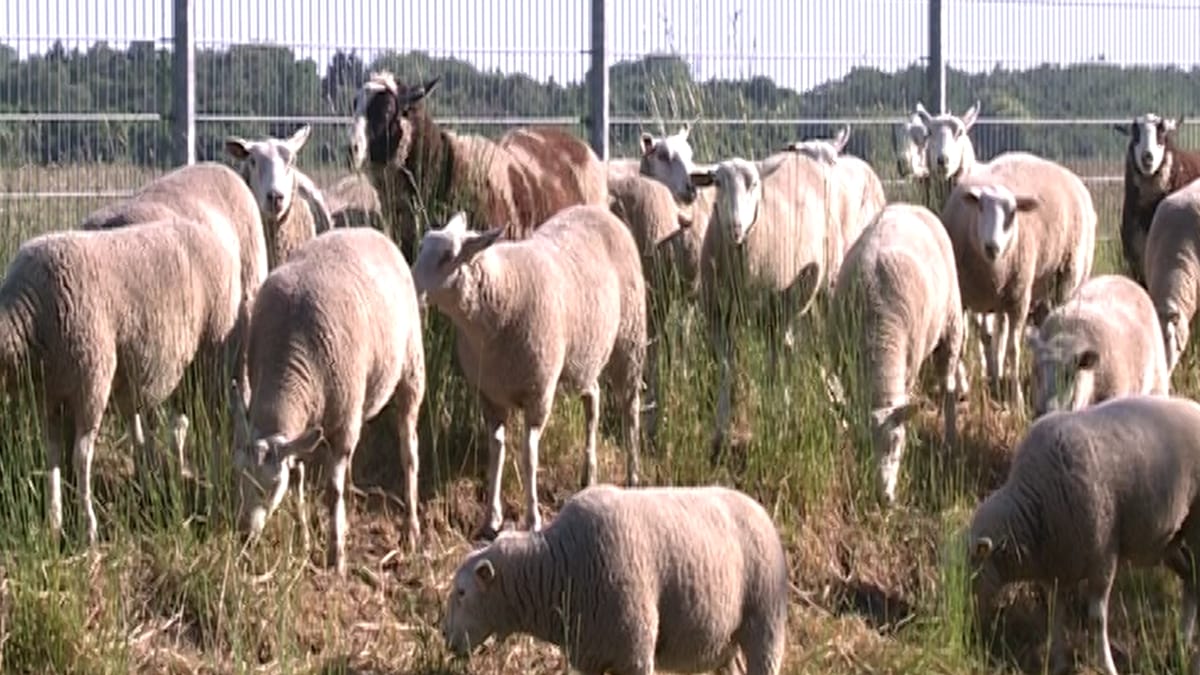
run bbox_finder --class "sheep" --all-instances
[1144,177,1200,375]
[1026,274,1169,418]
[780,125,889,282]
[939,152,1097,410]
[323,173,383,231]
[967,394,1200,675]
[689,153,834,455]
[411,205,646,539]
[827,203,964,506]
[348,71,607,260]
[224,125,334,268]
[1113,114,1200,286]
[607,174,704,446]
[894,111,931,180]
[0,217,241,545]
[229,227,425,576]
[441,483,788,675]
[79,161,269,470]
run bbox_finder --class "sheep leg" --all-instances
[395,388,422,550]
[73,424,101,546]
[580,384,600,490]
[984,313,1009,401]
[171,414,193,480]
[480,402,507,540]
[322,452,352,577]
[291,458,310,553]
[521,408,549,533]
[1004,304,1029,412]
[622,379,642,489]
[932,339,960,448]
[710,323,737,463]
[1084,566,1120,675]
[1045,583,1072,675]
[44,410,65,542]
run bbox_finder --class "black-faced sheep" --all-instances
[348,71,608,260]
[231,227,425,576]
[411,205,646,540]
[1113,114,1200,286]
[441,483,788,675]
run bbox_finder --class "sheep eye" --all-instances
[456,587,466,598]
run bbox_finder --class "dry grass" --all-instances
[0,159,1193,675]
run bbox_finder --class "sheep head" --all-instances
[959,183,1041,262]
[639,124,699,206]
[224,125,313,224]
[228,380,324,537]
[916,100,979,180]
[896,111,930,179]
[1114,113,1181,176]
[690,157,784,246]
[442,544,521,656]
[411,211,505,310]
[870,400,919,506]
[1026,327,1100,418]
[349,71,441,171]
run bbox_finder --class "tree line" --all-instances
[2,39,1199,175]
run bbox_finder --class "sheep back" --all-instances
[1145,178,1200,346]
[324,173,383,230]
[449,484,787,674]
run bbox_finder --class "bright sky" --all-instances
[2,0,1199,93]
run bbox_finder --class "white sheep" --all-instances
[637,124,701,206]
[411,205,646,538]
[968,394,1200,675]
[441,483,788,675]
[894,112,931,179]
[1144,177,1200,374]
[225,125,334,268]
[939,152,1097,410]
[1027,274,1169,418]
[0,217,241,545]
[78,161,268,471]
[689,153,835,455]
[230,227,425,576]
[828,203,964,506]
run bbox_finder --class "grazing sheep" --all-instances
[323,173,384,231]
[225,125,334,268]
[79,161,269,467]
[607,174,704,446]
[1144,177,1200,374]
[689,153,833,455]
[230,227,425,576]
[1027,274,1169,418]
[828,203,964,506]
[441,483,788,675]
[1113,114,1200,286]
[348,71,607,260]
[940,152,1097,410]
[411,206,646,538]
[781,125,889,281]
[968,395,1200,675]
[0,218,241,545]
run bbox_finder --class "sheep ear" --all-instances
[284,125,313,155]
[961,100,981,130]
[1112,123,1130,136]
[443,211,470,235]
[677,123,691,140]
[676,210,693,230]
[1076,349,1099,370]
[473,559,496,588]
[689,168,716,188]
[832,126,850,153]
[278,427,324,460]
[1015,195,1041,212]
[871,402,919,430]
[224,137,251,161]
[640,132,656,156]
[759,153,790,181]
[914,101,932,127]
[963,185,984,204]
[400,76,440,108]
[973,536,994,560]
[454,227,505,265]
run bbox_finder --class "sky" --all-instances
[2,0,1200,95]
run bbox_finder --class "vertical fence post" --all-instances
[588,0,609,160]
[172,0,196,166]
[927,0,946,113]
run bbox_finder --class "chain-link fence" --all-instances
[2,0,1200,236]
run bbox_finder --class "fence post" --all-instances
[927,0,946,113]
[587,0,609,160]
[172,0,196,166]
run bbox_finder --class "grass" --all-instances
[0,150,1188,675]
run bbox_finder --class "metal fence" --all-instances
[3,0,1200,220]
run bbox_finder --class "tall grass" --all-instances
[0,121,1186,675]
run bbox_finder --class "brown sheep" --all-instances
[348,71,608,259]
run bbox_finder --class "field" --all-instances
[0,157,1191,675]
